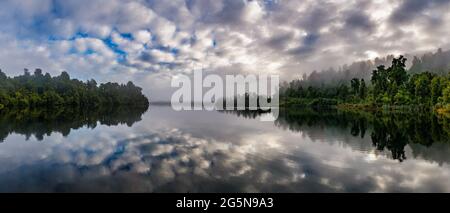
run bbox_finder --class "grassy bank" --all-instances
[435,104,450,118]
[280,98,338,108]
[280,97,450,117]
[337,103,432,113]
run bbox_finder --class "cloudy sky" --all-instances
[1,0,450,100]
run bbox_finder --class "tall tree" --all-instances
[351,78,360,96]
[359,79,366,99]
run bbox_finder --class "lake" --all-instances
[1,105,450,192]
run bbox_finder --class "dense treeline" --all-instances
[280,55,450,111]
[291,48,450,88]
[0,69,149,110]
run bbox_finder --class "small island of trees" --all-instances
[0,68,149,110]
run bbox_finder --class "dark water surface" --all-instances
[1,106,450,192]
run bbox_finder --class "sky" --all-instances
[1,0,450,101]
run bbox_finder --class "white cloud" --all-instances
[142,49,176,63]
[133,30,152,44]
[74,37,116,58]
[242,0,264,23]
[1,0,450,100]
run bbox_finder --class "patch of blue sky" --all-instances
[262,0,281,10]
[48,31,128,62]
[120,33,133,40]
[103,37,126,54]
[84,49,95,55]
[103,37,128,62]
[152,44,180,56]
[158,62,179,70]
[48,32,89,41]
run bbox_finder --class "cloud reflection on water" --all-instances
[1,106,450,192]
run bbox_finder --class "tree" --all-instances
[351,78,360,96]
[0,69,6,81]
[87,79,97,89]
[394,87,411,105]
[388,55,408,87]
[24,69,30,77]
[359,79,366,100]
[59,71,70,81]
[442,83,450,104]
[371,65,388,99]
[410,56,422,74]
[414,72,433,104]
[370,56,409,104]
[337,84,350,100]
[34,68,43,77]
[431,76,445,104]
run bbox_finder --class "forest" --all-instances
[0,68,149,110]
[280,51,450,114]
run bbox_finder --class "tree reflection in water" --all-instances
[223,108,450,162]
[0,106,148,142]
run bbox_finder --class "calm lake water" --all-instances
[1,105,450,192]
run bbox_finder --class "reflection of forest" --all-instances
[219,109,269,120]
[224,108,450,163]
[0,106,148,142]
[279,108,450,162]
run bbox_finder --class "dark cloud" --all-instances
[140,51,157,63]
[297,6,334,33]
[288,33,320,56]
[214,0,246,24]
[265,32,295,50]
[390,0,450,24]
[344,10,375,32]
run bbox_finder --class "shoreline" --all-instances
[281,98,450,117]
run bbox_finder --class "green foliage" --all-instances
[388,56,409,87]
[414,72,433,103]
[280,55,450,108]
[371,65,388,98]
[370,56,409,104]
[393,87,411,105]
[309,98,338,107]
[0,69,149,109]
[442,83,450,104]
[381,92,391,105]
[431,76,445,104]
